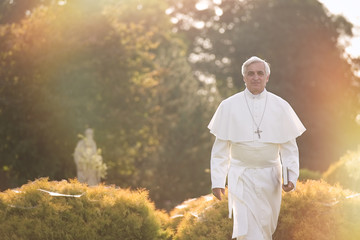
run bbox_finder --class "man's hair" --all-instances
[241,56,271,77]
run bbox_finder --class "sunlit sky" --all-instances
[319,0,360,57]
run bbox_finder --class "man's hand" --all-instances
[282,181,295,192]
[212,188,225,200]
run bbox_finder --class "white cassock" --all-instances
[208,88,305,240]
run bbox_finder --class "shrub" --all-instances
[323,149,360,192]
[0,178,172,240]
[170,192,232,240]
[299,168,322,181]
[274,180,360,240]
[171,181,360,240]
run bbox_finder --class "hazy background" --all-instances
[1,0,360,210]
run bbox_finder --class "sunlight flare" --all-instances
[196,0,209,11]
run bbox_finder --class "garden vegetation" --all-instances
[171,181,360,240]
[0,178,172,240]
[2,178,359,240]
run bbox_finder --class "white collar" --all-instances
[245,88,267,99]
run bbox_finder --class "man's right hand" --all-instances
[212,188,225,200]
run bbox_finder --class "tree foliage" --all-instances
[0,0,214,208]
[2,0,360,211]
[167,0,360,171]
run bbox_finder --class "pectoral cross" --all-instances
[255,128,262,139]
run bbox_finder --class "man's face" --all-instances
[243,61,269,95]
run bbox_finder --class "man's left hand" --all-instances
[282,181,294,192]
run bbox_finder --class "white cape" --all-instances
[208,90,305,143]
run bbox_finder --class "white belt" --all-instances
[230,143,280,167]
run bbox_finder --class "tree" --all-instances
[0,0,57,24]
[102,0,215,208]
[0,0,214,209]
[167,0,360,171]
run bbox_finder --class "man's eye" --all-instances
[247,72,255,76]
[257,71,264,76]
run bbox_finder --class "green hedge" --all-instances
[171,181,360,240]
[2,179,360,240]
[0,178,172,240]
[170,193,232,240]
[323,149,360,192]
[274,180,360,240]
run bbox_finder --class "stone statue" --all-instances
[74,128,107,186]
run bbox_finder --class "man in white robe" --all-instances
[208,56,305,240]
